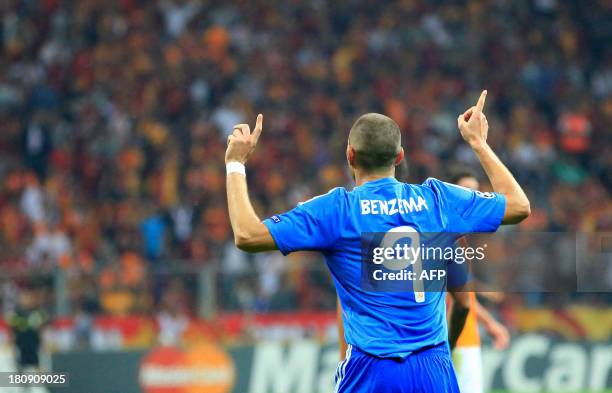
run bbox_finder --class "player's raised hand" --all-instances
[225,114,264,164]
[458,90,489,147]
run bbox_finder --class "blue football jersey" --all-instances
[263,177,505,358]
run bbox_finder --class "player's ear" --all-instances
[394,148,404,166]
[347,145,356,167]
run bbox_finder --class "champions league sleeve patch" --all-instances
[475,191,495,199]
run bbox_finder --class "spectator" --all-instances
[26,222,72,268]
[0,0,609,318]
[140,205,166,262]
[21,111,52,181]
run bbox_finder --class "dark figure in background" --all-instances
[21,111,52,181]
[8,288,48,373]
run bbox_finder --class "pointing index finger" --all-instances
[474,90,487,114]
[253,113,263,140]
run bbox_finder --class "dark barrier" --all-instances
[51,335,612,393]
[50,350,145,393]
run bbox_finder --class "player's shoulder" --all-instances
[403,177,444,197]
[420,177,465,194]
[297,186,347,208]
[420,177,496,202]
[421,177,447,189]
[411,177,468,206]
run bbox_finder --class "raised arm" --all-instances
[225,114,276,252]
[457,91,531,224]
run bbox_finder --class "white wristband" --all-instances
[226,161,246,176]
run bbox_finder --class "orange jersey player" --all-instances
[446,170,510,393]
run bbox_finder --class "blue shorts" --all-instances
[334,344,460,393]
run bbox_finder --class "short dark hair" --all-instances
[348,113,401,171]
[447,166,478,184]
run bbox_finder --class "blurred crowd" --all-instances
[0,0,611,319]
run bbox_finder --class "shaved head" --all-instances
[348,113,402,172]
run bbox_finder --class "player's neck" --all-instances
[354,169,395,186]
